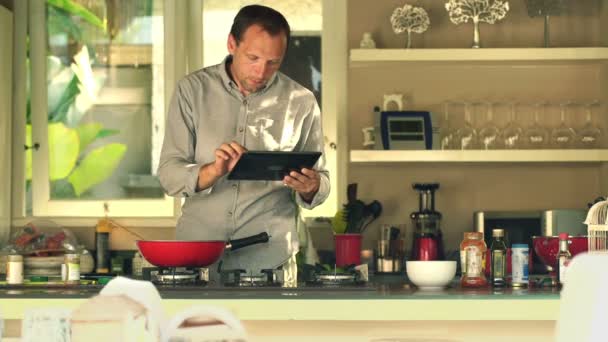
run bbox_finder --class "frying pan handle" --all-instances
[227,232,270,252]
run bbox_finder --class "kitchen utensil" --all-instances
[331,209,348,234]
[136,232,270,268]
[532,236,588,270]
[410,183,445,261]
[405,260,456,290]
[343,183,366,234]
[376,224,405,274]
[359,200,383,234]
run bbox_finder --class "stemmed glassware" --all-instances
[551,102,577,149]
[440,101,457,150]
[524,102,549,149]
[577,101,602,149]
[456,101,478,150]
[501,102,523,149]
[478,102,501,150]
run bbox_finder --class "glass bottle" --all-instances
[490,228,507,288]
[460,232,488,288]
[556,233,572,286]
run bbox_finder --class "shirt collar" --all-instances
[219,55,279,96]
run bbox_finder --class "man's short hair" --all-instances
[230,5,291,46]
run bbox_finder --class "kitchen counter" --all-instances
[0,276,560,321]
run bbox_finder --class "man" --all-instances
[158,5,330,275]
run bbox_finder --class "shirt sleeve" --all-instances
[157,80,213,198]
[294,97,330,210]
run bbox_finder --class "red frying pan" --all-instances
[136,232,270,267]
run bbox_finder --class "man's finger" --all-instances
[289,171,309,183]
[230,141,247,154]
[300,168,318,178]
[219,143,238,158]
[215,149,230,160]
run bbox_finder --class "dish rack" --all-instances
[584,198,608,253]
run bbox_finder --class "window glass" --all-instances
[27,0,165,213]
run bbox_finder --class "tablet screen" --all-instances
[227,151,322,181]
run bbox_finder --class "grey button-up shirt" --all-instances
[158,56,330,271]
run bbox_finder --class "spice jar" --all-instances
[62,253,80,285]
[6,254,24,285]
[460,232,488,288]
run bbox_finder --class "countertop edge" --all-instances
[0,298,560,321]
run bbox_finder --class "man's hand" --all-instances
[212,141,247,177]
[283,168,320,203]
[197,141,247,192]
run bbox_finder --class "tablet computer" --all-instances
[227,151,322,181]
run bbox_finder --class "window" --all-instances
[21,0,175,218]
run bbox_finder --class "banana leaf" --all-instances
[67,143,127,196]
[47,0,106,30]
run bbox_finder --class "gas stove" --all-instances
[139,264,370,289]
[302,264,369,287]
[220,269,284,287]
[142,267,209,286]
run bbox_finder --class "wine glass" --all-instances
[456,101,478,150]
[501,102,523,149]
[577,101,602,149]
[439,101,457,150]
[550,102,577,149]
[478,102,501,150]
[523,102,549,149]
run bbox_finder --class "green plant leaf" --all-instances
[49,75,80,123]
[26,123,81,181]
[68,143,127,196]
[47,0,106,30]
[49,122,80,180]
[47,5,82,41]
[75,122,102,152]
[96,129,119,139]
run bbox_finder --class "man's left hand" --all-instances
[283,168,320,203]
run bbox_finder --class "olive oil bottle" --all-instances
[490,228,507,288]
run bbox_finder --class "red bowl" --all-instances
[532,236,588,270]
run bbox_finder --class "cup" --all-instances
[334,233,362,267]
[21,308,71,342]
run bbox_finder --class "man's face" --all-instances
[227,24,287,95]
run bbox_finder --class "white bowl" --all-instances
[405,260,457,290]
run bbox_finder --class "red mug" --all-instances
[334,234,362,267]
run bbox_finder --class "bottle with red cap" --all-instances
[556,233,572,286]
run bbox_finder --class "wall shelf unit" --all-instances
[350,48,608,64]
[350,149,608,163]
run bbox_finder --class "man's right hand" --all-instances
[196,141,247,192]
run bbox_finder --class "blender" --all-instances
[410,183,445,261]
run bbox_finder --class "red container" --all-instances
[416,237,439,261]
[533,236,588,270]
[334,234,362,267]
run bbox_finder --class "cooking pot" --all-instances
[136,232,270,268]
[532,236,588,271]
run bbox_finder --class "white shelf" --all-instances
[350,149,608,163]
[350,47,608,64]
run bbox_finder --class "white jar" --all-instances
[6,254,24,285]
